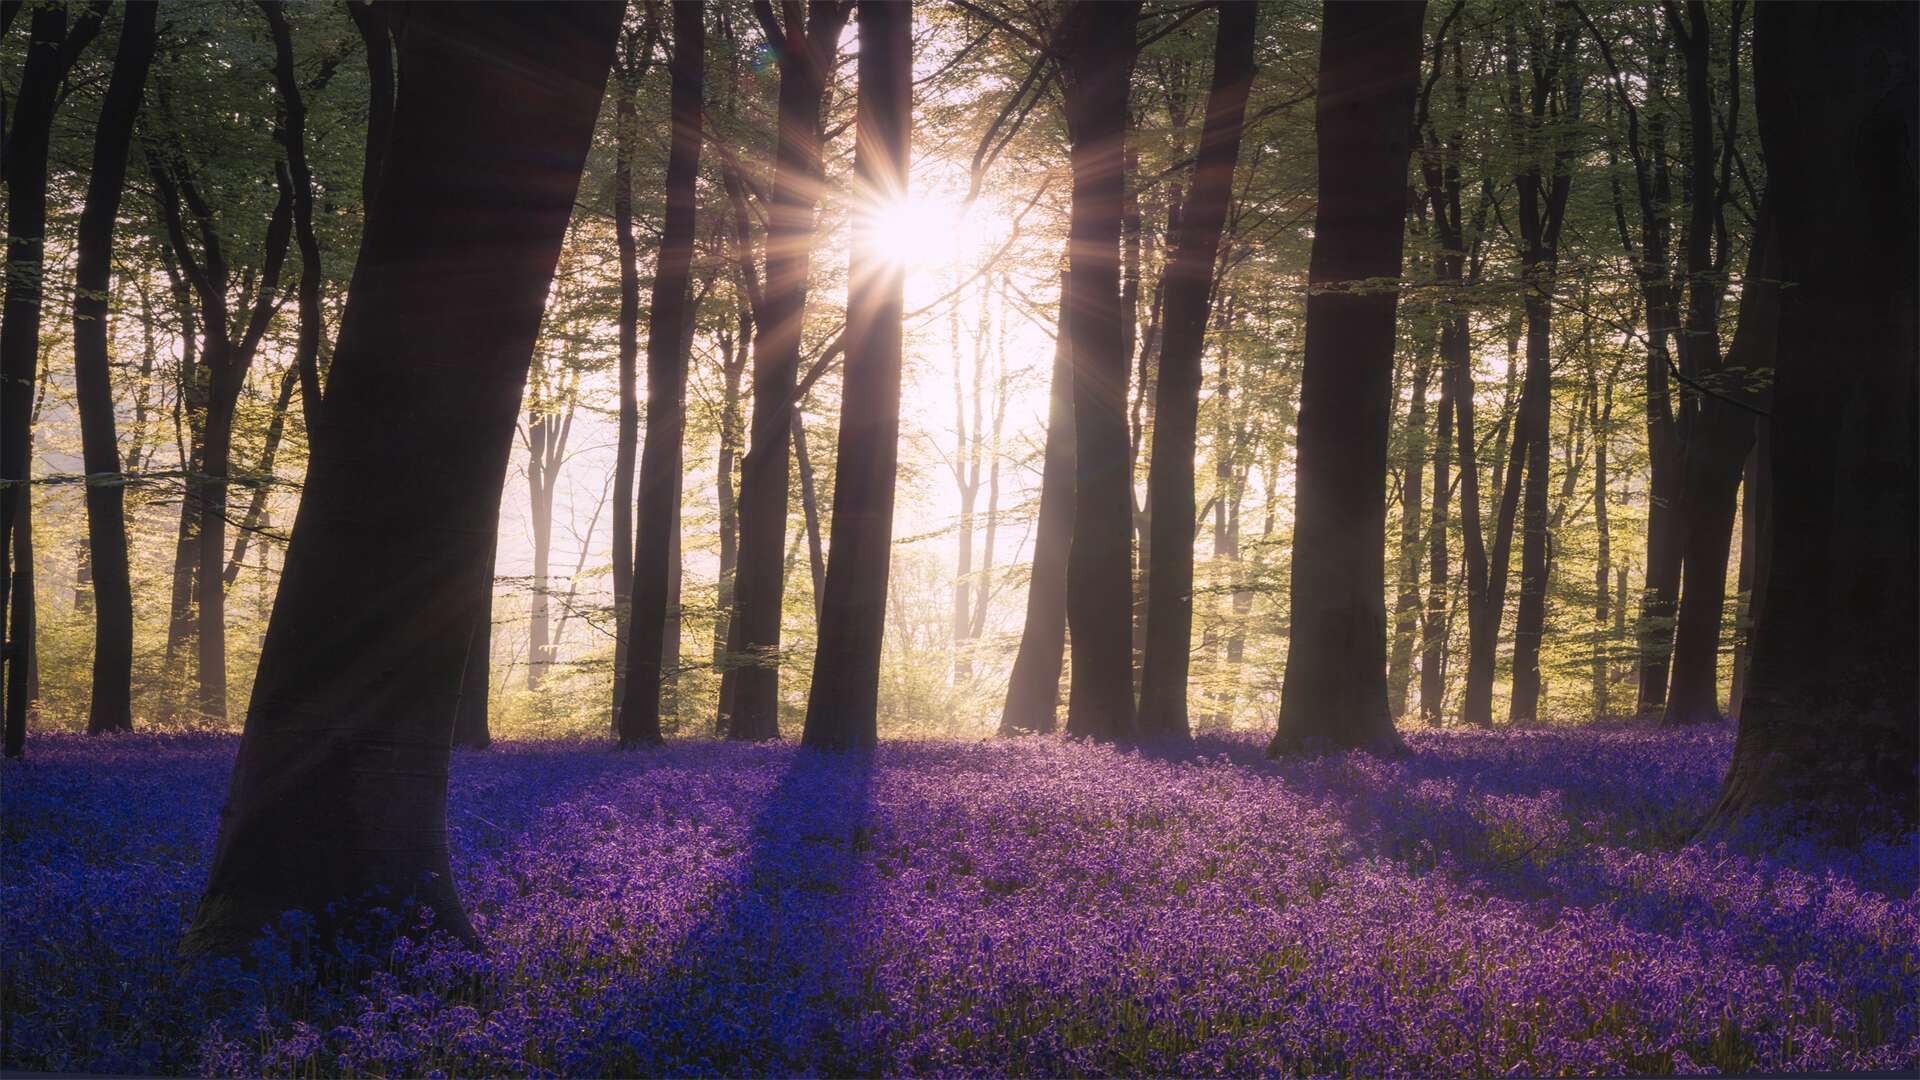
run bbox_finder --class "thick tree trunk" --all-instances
[1136,0,1256,740]
[1708,2,1917,839]
[999,273,1075,736]
[803,0,910,749]
[73,2,158,735]
[1269,0,1425,755]
[182,2,617,955]
[1060,0,1143,742]
[726,1,848,740]
[621,0,703,749]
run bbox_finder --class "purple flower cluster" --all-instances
[3,727,1915,1076]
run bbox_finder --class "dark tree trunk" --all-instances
[999,273,1075,736]
[1269,0,1425,755]
[1135,0,1256,741]
[608,19,646,734]
[1590,368,1614,716]
[621,0,703,749]
[803,0,910,749]
[182,2,618,956]
[1456,330,1527,730]
[713,302,748,733]
[1060,0,1143,742]
[1664,208,1774,727]
[1505,17,1578,726]
[73,2,158,735]
[1708,1,1917,839]
[3,5,102,757]
[725,1,849,740]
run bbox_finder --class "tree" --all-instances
[182,1,620,955]
[722,0,851,740]
[999,273,1074,736]
[1060,0,1143,742]
[73,1,160,735]
[1136,0,1258,740]
[1503,10,1579,726]
[4,4,104,757]
[802,0,911,750]
[608,7,659,733]
[1705,1,1916,838]
[1269,0,1425,755]
[621,0,704,749]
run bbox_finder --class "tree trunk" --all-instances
[73,2,158,735]
[999,272,1075,736]
[1136,0,1256,740]
[1707,1,1917,839]
[1664,208,1774,727]
[803,0,910,749]
[1269,0,1425,755]
[1420,319,1454,727]
[609,41,641,733]
[713,304,747,733]
[621,0,703,749]
[3,5,102,757]
[726,1,849,740]
[1060,0,1143,742]
[182,2,618,955]
[1506,294,1554,724]
[1386,336,1432,719]
[1727,432,1768,719]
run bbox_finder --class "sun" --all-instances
[865,194,963,271]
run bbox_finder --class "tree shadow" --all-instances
[583,743,879,1076]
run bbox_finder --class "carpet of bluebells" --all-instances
[3,727,1916,1077]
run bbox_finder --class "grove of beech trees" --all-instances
[1,0,1914,953]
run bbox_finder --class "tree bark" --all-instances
[1136,0,1256,740]
[1060,0,1144,742]
[1707,1,1917,839]
[621,0,703,748]
[454,535,496,751]
[1269,0,1425,755]
[182,2,618,955]
[725,0,849,740]
[999,272,1075,736]
[1386,335,1432,719]
[73,1,158,735]
[803,0,910,749]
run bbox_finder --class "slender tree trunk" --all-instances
[999,273,1075,735]
[1664,207,1774,726]
[182,2,617,955]
[1136,0,1256,740]
[1506,294,1554,723]
[1420,317,1454,726]
[3,6,102,757]
[1060,0,1144,742]
[792,410,827,610]
[1269,0,1425,755]
[609,41,641,733]
[803,0,910,748]
[73,2,158,735]
[726,1,849,740]
[621,0,703,748]
[713,307,747,732]
[1726,429,1767,720]
[1590,369,1613,717]
[1386,337,1432,719]
[1708,2,1916,838]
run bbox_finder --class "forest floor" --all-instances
[2,725,1915,1077]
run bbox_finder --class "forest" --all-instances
[1,0,1915,1076]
